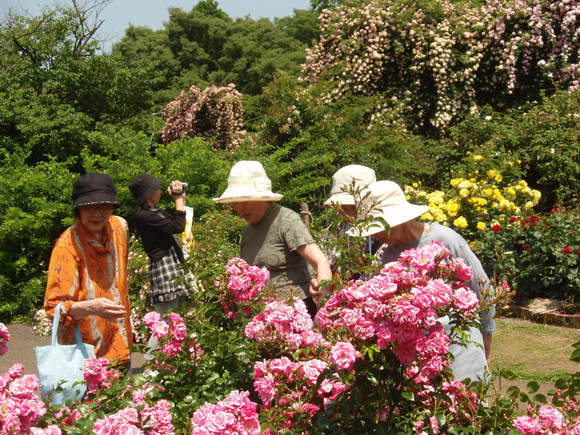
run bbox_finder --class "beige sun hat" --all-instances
[213,161,283,203]
[324,165,377,206]
[347,180,428,237]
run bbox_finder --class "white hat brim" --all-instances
[324,192,355,207]
[346,204,428,237]
[213,186,283,203]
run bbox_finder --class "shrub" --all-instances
[405,155,542,244]
[161,83,246,150]
[300,0,578,135]
[475,207,580,303]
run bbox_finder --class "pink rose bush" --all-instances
[161,84,246,150]
[190,390,260,435]
[512,403,580,434]
[93,400,174,435]
[317,241,479,384]
[142,311,202,363]
[215,258,269,319]
[245,298,327,353]
[253,357,345,430]
[83,357,122,395]
[0,364,46,433]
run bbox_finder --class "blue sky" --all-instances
[1,0,312,51]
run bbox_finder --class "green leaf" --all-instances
[507,386,520,399]
[527,381,540,393]
[534,394,547,403]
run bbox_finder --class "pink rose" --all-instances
[330,341,359,371]
[513,415,543,434]
[452,288,479,311]
[538,405,564,430]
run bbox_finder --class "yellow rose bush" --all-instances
[405,158,541,244]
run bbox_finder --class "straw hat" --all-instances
[324,165,376,206]
[213,161,283,203]
[347,180,428,237]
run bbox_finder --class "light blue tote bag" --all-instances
[35,303,95,405]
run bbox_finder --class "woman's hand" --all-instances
[69,298,126,320]
[297,243,333,307]
[168,180,186,211]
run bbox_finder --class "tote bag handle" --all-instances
[51,303,93,359]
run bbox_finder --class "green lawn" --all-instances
[491,317,579,382]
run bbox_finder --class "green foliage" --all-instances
[82,125,231,218]
[0,150,76,320]
[185,210,246,287]
[116,0,317,99]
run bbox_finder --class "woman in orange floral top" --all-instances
[44,173,132,367]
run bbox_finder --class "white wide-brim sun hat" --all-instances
[324,165,376,206]
[213,160,283,203]
[347,180,428,237]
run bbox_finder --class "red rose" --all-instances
[577,248,580,256]
[491,224,502,231]
[509,217,518,223]
[529,216,539,222]
[562,246,573,254]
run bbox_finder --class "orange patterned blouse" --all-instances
[44,215,133,365]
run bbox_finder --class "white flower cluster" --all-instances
[299,0,579,133]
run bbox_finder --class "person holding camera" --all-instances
[129,173,195,315]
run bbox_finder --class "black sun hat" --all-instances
[129,173,163,207]
[72,173,120,209]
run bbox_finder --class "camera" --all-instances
[171,182,188,195]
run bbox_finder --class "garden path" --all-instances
[0,323,145,375]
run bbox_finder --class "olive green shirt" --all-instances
[240,204,313,300]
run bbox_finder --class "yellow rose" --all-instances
[422,212,434,220]
[476,221,487,231]
[494,174,503,182]
[505,187,516,198]
[524,201,534,209]
[472,154,484,161]
[450,178,462,188]
[499,199,513,211]
[453,216,468,228]
[486,169,498,179]
[483,188,494,197]
[459,188,470,198]
[445,201,460,217]
[457,180,472,190]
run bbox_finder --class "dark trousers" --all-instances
[303,297,317,319]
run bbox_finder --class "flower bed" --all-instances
[2,245,579,433]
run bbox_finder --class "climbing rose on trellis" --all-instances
[161,83,246,150]
[299,0,579,132]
